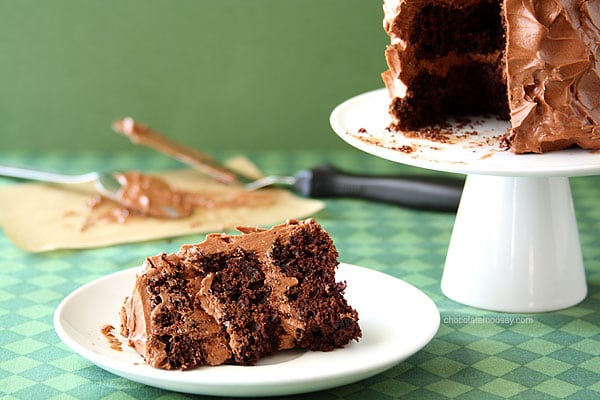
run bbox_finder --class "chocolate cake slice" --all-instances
[382,0,600,154]
[120,219,361,370]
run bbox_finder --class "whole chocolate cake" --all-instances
[120,218,361,370]
[382,0,600,153]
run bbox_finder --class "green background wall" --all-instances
[0,0,388,152]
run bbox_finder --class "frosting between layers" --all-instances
[383,47,505,99]
[505,0,600,153]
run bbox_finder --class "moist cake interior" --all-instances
[390,1,510,127]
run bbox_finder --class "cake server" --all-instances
[0,165,183,218]
[112,117,464,212]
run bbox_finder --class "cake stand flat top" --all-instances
[330,88,600,178]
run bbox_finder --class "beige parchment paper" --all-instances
[0,158,324,252]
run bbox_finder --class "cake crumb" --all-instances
[393,145,415,153]
[101,324,123,351]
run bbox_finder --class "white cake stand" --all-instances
[330,88,600,312]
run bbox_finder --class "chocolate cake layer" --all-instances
[409,1,504,59]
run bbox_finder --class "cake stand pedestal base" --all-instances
[441,175,587,312]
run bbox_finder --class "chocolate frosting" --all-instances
[505,0,600,153]
[115,171,193,219]
[107,171,273,221]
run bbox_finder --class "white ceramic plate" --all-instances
[54,263,439,397]
[330,88,600,178]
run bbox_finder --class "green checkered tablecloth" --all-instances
[2,150,600,399]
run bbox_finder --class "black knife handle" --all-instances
[293,164,464,212]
